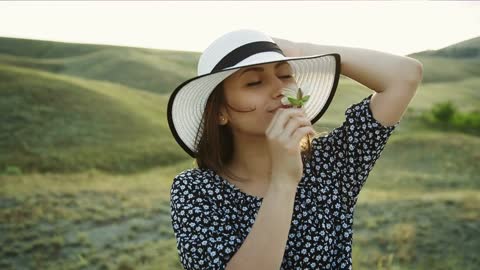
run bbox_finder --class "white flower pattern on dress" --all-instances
[170,94,399,270]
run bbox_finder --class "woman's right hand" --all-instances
[265,107,315,185]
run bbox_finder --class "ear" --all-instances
[218,106,229,125]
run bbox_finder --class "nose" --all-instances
[270,76,286,98]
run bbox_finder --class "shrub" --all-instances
[2,165,22,175]
[431,101,456,123]
[421,101,480,135]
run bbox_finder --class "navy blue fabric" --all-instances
[170,94,399,270]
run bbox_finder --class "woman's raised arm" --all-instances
[271,36,423,127]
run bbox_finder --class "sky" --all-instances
[0,1,479,56]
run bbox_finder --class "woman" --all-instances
[167,29,423,270]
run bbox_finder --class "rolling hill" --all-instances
[409,36,480,83]
[0,35,478,173]
[0,37,198,94]
[0,35,479,270]
[0,64,189,173]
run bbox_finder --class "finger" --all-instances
[269,108,306,137]
[282,115,312,140]
[271,108,302,137]
[266,107,293,136]
[266,110,280,135]
[266,107,285,135]
[278,116,311,143]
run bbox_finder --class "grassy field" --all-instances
[0,36,479,269]
[1,65,477,175]
[0,160,193,270]
[0,37,198,95]
[0,64,190,174]
[1,131,478,269]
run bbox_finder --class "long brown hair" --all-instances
[194,81,323,182]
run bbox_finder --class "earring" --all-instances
[219,116,226,124]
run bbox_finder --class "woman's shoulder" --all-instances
[173,167,207,182]
[171,167,214,192]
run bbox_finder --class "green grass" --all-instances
[410,36,480,59]
[409,36,480,83]
[0,34,479,270]
[365,131,480,191]
[0,152,478,270]
[1,59,478,174]
[0,36,199,94]
[0,37,103,58]
[315,75,480,132]
[353,196,479,270]
[0,160,194,270]
[0,64,190,174]
[408,55,480,84]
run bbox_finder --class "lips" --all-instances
[269,104,293,112]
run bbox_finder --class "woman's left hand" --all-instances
[271,37,303,57]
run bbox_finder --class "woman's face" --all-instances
[219,61,297,136]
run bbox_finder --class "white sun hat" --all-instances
[167,29,341,158]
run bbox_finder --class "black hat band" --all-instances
[211,41,285,72]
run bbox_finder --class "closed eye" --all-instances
[246,75,293,87]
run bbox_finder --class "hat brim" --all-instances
[168,53,341,158]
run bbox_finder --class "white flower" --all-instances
[280,82,311,108]
[281,83,299,105]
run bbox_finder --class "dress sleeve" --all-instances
[170,172,241,270]
[310,94,400,207]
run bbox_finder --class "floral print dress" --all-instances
[170,94,400,270]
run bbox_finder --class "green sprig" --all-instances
[287,87,310,108]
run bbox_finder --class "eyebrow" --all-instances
[239,61,289,77]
